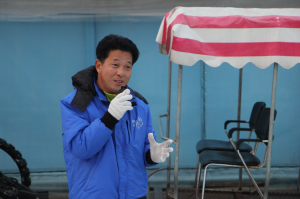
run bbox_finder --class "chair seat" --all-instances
[199,150,260,168]
[196,139,252,154]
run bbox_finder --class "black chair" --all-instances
[195,107,277,199]
[195,102,266,185]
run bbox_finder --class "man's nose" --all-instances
[117,67,125,76]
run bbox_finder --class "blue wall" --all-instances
[0,17,299,173]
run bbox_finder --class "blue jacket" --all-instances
[60,66,157,199]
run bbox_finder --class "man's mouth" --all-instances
[115,80,123,83]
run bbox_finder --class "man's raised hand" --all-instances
[148,133,173,163]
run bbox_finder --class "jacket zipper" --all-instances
[126,120,130,144]
[112,131,119,176]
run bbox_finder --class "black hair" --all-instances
[96,34,140,65]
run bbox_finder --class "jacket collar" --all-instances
[70,65,97,112]
[93,75,107,101]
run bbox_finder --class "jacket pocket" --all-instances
[83,163,98,192]
[126,120,131,144]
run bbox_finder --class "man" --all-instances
[60,34,173,199]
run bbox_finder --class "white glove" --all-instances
[148,133,173,163]
[108,89,133,120]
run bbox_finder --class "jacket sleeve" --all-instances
[60,98,116,160]
[143,105,159,167]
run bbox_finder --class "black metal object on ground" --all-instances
[166,188,300,199]
[0,139,31,187]
[0,138,49,199]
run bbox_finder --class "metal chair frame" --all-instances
[195,108,277,199]
[194,102,266,186]
[196,137,269,199]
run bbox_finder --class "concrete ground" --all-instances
[46,186,299,199]
[3,167,299,199]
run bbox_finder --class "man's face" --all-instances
[95,50,133,94]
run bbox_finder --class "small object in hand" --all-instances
[119,86,137,107]
[118,86,127,94]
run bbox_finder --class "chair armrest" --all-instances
[262,135,275,145]
[224,120,248,129]
[236,138,262,150]
[228,127,252,139]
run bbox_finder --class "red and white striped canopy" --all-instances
[156,7,300,69]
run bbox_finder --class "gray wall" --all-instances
[0,16,299,174]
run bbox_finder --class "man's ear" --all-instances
[95,59,102,73]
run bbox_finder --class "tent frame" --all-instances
[160,60,278,199]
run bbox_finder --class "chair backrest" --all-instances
[255,108,277,141]
[249,102,266,129]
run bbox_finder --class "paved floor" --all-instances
[47,186,299,199]
[4,168,298,198]
[48,193,69,199]
[165,187,300,199]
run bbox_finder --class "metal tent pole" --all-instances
[174,64,183,199]
[166,59,172,187]
[264,62,278,199]
[237,68,243,190]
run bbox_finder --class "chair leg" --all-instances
[237,151,264,199]
[201,166,208,199]
[243,166,264,199]
[194,153,200,187]
[195,163,202,199]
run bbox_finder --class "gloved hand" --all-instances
[148,133,173,163]
[108,89,133,120]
